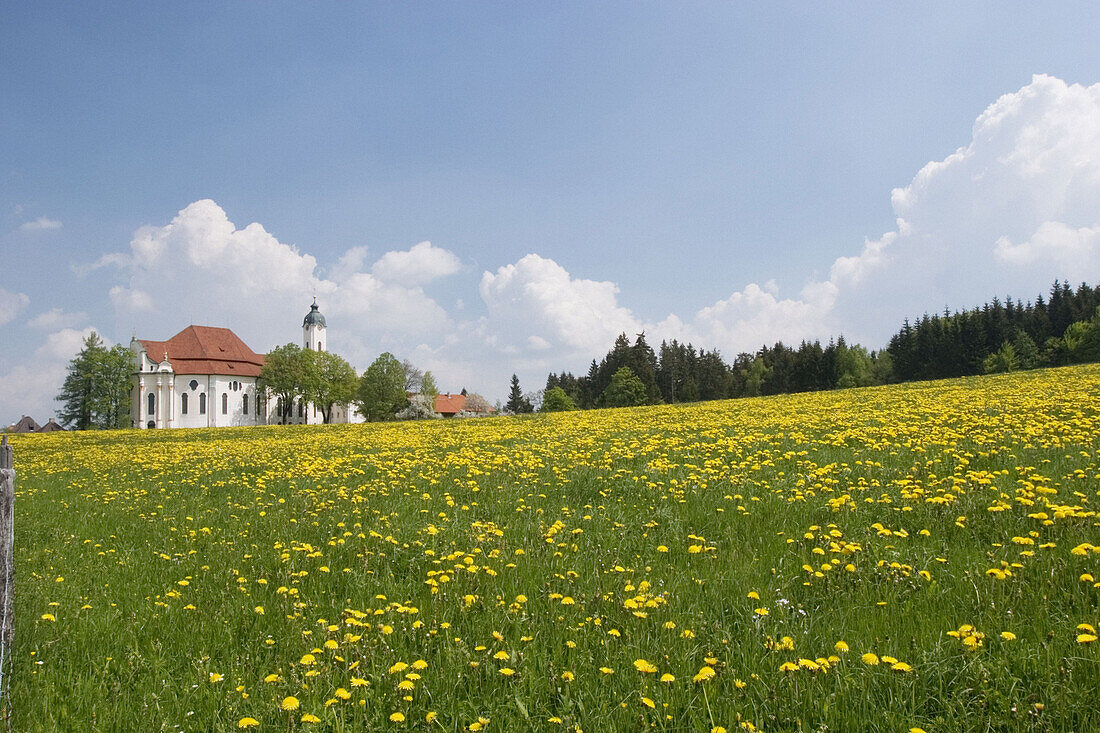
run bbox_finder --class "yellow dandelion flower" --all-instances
[633,659,658,673]
[834,641,849,653]
[237,718,260,729]
[693,666,716,683]
[599,667,614,675]
[641,697,656,709]
[499,668,515,676]
[660,673,676,683]
[209,672,224,683]
[334,688,351,700]
[1000,631,1016,641]
[281,696,299,711]
[861,653,879,666]
[301,713,321,723]
[561,671,575,681]
[390,711,406,722]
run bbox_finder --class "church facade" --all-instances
[130,300,352,428]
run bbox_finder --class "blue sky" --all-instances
[3,3,1100,423]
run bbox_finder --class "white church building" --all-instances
[130,300,353,428]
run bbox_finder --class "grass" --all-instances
[9,364,1100,731]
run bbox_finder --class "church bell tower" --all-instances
[303,298,326,352]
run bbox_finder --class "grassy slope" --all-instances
[10,365,1100,732]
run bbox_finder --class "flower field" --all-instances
[11,365,1100,731]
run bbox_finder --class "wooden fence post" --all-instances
[0,435,13,729]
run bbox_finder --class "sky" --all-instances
[2,2,1100,424]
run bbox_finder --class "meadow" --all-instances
[11,365,1100,732]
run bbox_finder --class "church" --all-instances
[130,300,353,428]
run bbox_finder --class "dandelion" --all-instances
[281,696,299,711]
[861,653,879,666]
[693,666,716,683]
[237,718,259,729]
[599,667,614,675]
[633,659,658,673]
[562,671,575,681]
[834,641,849,653]
[499,668,515,676]
[390,711,406,722]
[660,673,676,683]
[301,713,321,723]
[1000,631,1017,641]
[209,672,224,683]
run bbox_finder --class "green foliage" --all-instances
[742,356,770,397]
[1012,329,1041,370]
[55,332,131,429]
[302,350,359,424]
[540,386,576,412]
[506,374,533,413]
[259,344,306,424]
[599,366,647,407]
[983,342,1020,374]
[836,343,874,388]
[356,352,407,421]
[420,371,440,399]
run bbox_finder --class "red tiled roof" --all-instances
[137,325,265,377]
[434,393,466,415]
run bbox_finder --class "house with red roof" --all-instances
[130,300,352,428]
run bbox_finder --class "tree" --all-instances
[983,342,1019,374]
[402,360,424,393]
[460,393,493,416]
[506,374,533,413]
[302,350,359,424]
[599,366,647,408]
[356,352,408,421]
[56,332,131,429]
[260,344,307,424]
[421,371,440,398]
[541,386,576,412]
[396,394,441,420]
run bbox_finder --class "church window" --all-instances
[318,342,322,351]
[222,393,228,414]
[243,394,249,415]
[298,401,303,418]
[199,393,206,414]
[181,393,188,414]
[147,392,156,416]
[189,380,199,391]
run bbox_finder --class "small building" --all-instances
[434,393,467,417]
[36,418,65,432]
[7,416,41,433]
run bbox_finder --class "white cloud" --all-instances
[478,254,643,357]
[372,241,461,285]
[994,222,1100,269]
[27,308,88,330]
[96,199,460,371]
[0,289,29,326]
[20,216,61,231]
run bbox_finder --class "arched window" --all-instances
[298,400,303,418]
[189,379,199,391]
[243,394,249,415]
[181,393,188,415]
[222,393,228,414]
[147,392,156,416]
[317,342,322,351]
[199,392,207,414]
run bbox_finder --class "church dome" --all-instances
[303,300,326,328]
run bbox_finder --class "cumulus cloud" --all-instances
[92,199,462,372]
[478,254,643,357]
[27,308,88,330]
[20,216,61,231]
[0,289,30,326]
[372,241,462,285]
[466,75,1100,368]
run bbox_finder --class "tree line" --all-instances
[537,280,1100,411]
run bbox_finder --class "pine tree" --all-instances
[56,332,131,429]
